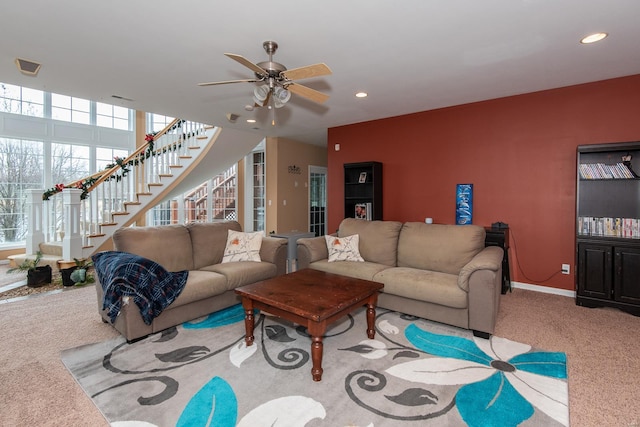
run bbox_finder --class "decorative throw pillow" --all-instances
[325,234,364,262]
[222,230,263,263]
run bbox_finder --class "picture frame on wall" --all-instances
[358,172,367,183]
[456,184,473,225]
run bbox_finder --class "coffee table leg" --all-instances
[240,298,255,346]
[366,298,377,339]
[308,322,326,381]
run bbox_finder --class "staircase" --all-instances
[8,119,263,270]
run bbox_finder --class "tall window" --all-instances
[51,143,91,184]
[309,167,327,236]
[252,151,265,232]
[147,113,175,133]
[0,138,44,243]
[51,93,91,124]
[97,147,129,171]
[96,102,130,130]
[0,83,44,117]
[1,81,131,130]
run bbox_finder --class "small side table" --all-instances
[271,231,316,272]
[484,227,511,294]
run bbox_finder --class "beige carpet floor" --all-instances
[0,284,639,426]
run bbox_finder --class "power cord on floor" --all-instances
[509,227,563,284]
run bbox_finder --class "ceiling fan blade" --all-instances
[198,78,260,86]
[281,63,332,81]
[225,53,268,76]
[286,83,329,104]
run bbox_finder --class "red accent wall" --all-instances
[327,74,640,291]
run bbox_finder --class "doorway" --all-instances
[308,166,327,236]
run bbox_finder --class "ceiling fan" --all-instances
[198,41,332,109]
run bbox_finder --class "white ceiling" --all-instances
[2,1,639,146]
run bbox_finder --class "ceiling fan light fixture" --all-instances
[253,84,270,104]
[273,87,291,108]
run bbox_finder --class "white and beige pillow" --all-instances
[325,234,364,262]
[222,230,263,263]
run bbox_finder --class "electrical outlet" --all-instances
[561,264,570,275]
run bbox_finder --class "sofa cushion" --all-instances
[338,218,403,266]
[204,261,278,290]
[326,234,364,262]
[308,260,391,282]
[222,230,263,263]
[397,223,485,275]
[168,270,229,309]
[113,225,194,272]
[188,221,242,270]
[373,267,468,309]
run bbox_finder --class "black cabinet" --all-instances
[484,227,511,295]
[344,161,382,221]
[575,142,640,316]
[577,242,640,315]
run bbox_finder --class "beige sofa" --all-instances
[297,218,503,337]
[95,221,287,342]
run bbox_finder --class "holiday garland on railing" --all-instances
[42,120,190,201]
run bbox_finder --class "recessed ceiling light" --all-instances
[355,92,368,98]
[580,32,608,44]
[246,119,256,123]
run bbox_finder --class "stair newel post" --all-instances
[26,189,45,255]
[62,188,83,262]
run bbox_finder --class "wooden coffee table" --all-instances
[235,268,384,381]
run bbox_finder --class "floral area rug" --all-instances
[61,305,569,426]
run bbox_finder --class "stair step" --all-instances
[159,174,174,178]
[87,233,106,238]
[188,146,201,150]
[124,201,141,206]
[169,165,183,169]
[39,242,63,257]
[197,135,207,140]
[136,192,153,196]
[148,183,163,187]
[112,212,129,216]
[100,222,117,227]
[7,253,63,270]
[179,156,193,159]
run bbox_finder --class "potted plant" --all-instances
[7,251,52,288]
[69,257,95,286]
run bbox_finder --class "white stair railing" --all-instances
[31,119,213,261]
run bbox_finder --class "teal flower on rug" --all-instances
[385,325,568,427]
[183,304,252,329]
[177,377,237,426]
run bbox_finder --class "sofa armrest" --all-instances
[457,246,503,292]
[260,236,288,276]
[297,236,329,269]
[460,246,503,336]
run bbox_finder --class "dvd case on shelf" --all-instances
[578,216,640,238]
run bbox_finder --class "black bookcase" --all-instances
[576,142,640,316]
[344,161,382,221]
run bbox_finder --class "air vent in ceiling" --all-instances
[111,95,135,102]
[15,58,41,76]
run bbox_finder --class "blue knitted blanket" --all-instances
[92,251,188,325]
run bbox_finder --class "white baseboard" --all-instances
[510,281,575,298]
